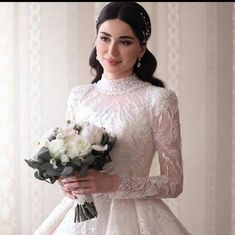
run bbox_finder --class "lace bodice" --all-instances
[66,74,183,200]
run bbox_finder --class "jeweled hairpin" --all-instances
[140,12,151,44]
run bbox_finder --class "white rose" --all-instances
[80,124,106,145]
[63,127,78,140]
[66,135,91,159]
[60,154,70,165]
[56,132,65,140]
[48,139,66,158]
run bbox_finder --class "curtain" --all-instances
[0,2,234,235]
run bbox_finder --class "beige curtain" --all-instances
[0,2,234,235]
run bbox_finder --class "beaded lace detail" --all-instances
[95,74,148,95]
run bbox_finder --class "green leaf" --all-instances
[34,170,46,181]
[101,133,109,145]
[37,147,51,162]
[24,159,40,169]
[40,162,53,170]
[48,177,57,184]
[79,163,89,177]
[61,166,74,177]
[45,167,62,177]
[71,157,82,167]
[84,154,95,165]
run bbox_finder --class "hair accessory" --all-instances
[140,12,151,44]
[137,58,141,68]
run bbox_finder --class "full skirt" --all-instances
[34,194,191,235]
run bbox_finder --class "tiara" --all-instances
[140,12,151,44]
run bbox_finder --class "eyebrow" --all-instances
[99,31,135,40]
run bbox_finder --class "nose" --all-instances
[108,42,119,57]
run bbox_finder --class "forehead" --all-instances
[98,19,136,37]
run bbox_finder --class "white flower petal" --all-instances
[92,144,108,152]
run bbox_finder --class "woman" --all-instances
[34,2,191,235]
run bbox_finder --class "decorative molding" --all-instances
[0,3,16,234]
[28,2,43,232]
[94,2,108,32]
[165,2,181,218]
[167,2,180,98]
[205,3,217,235]
[67,3,80,88]
[232,3,235,235]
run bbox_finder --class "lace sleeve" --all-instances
[109,90,183,200]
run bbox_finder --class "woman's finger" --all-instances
[62,173,80,183]
[63,180,94,191]
[71,188,93,195]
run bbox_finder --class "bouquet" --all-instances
[25,120,115,223]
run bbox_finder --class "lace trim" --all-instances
[95,74,148,95]
[119,176,132,193]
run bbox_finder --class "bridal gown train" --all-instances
[34,74,191,235]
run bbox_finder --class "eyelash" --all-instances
[100,36,132,46]
[100,36,109,42]
[120,41,132,46]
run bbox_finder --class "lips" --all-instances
[105,58,121,66]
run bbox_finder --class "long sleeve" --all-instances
[109,90,183,200]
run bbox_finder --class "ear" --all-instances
[138,45,146,58]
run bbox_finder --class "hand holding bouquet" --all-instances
[25,120,115,222]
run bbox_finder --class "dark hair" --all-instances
[89,2,165,88]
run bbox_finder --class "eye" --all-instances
[120,40,132,46]
[100,36,109,42]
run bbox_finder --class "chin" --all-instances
[103,66,132,76]
[103,67,121,74]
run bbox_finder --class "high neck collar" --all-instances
[95,74,148,95]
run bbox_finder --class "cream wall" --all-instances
[0,2,234,235]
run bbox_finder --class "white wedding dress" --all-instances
[34,74,191,235]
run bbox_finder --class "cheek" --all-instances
[124,50,138,62]
[96,42,106,56]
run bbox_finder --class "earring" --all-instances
[137,58,141,68]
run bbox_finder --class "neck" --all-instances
[103,72,134,80]
[96,73,147,96]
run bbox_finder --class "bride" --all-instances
[34,2,191,235]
